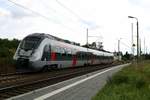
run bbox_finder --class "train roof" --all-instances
[26,33,113,56]
[27,33,81,45]
[26,33,54,40]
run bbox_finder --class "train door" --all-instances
[42,45,51,61]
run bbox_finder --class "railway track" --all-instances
[0,64,117,99]
[0,71,41,89]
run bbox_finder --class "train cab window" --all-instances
[20,36,42,50]
[42,45,51,61]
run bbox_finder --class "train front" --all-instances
[13,34,43,72]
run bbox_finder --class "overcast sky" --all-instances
[0,0,150,54]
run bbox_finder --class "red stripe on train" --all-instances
[51,52,56,61]
[72,55,77,66]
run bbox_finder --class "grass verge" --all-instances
[92,60,150,100]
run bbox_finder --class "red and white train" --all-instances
[13,33,114,72]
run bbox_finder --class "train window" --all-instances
[51,45,55,52]
[77,53,80,60]
[56,47,59,53]
[67,48,72,54]
[99,56,102,59]
[44,45,49,52]
[96,55,98,59]
[56,53,61,60]
[83,52,87,60]
[68,54,72,60]
[81,53,85,60]
[64,48,67,53]
[60,48,65,54]
[62,53,67,60]
[20,37,41,50]
[111,56,113,59]
[51,46,58,53]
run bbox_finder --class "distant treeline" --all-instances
[121,51,150,61]
[0,38,20,58]
[0,38,20,74]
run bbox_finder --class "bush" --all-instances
[0,38,19,74]
[0,47,12,57]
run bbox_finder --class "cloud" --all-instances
[128,0,142,6]
[128,0,150,13]
[0,0,34,19]
[0,8,11,17]
[1,0,150,53]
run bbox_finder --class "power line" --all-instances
[7,0,58,24]
[7,0,78,32]
[120,41,131,49]
[55,0,98,28]
[41,0,75,23]
[55,0,83,21]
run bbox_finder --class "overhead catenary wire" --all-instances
[116,38,132,50]
[7,0,58,24]
[41,0,77,23]
[7,0,80,32]
[55,0,85,22]
[55,0,99,29]
[120,41,132,53]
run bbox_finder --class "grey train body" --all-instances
[13,33,114,72]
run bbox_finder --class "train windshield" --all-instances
[20,37,41,50]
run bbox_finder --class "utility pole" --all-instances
[86,28,88,64]
[128,16,139,63]
[87,28,88,48]
[144,37,145,54]
[139,38,141,56]
[118,39,120,53]
[137,19,139,62]
[131,23,134,55]
[118,39,121,61]
[146,46,147,54]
